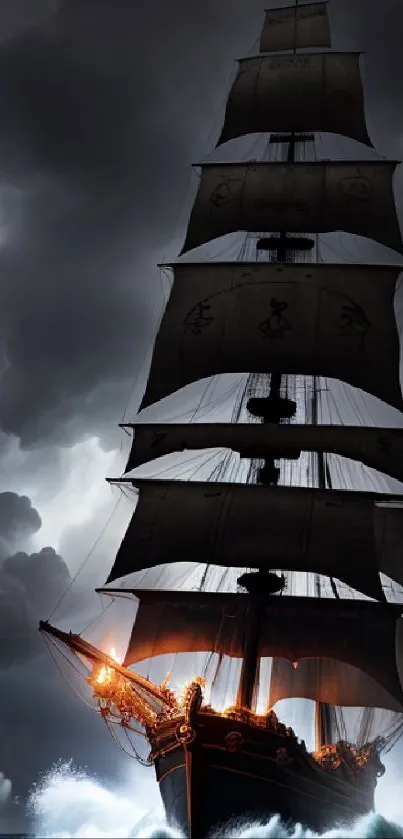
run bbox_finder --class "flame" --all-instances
[94,648,121,685]
[109,647,122,664]
[97,666,108,685]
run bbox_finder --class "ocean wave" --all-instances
[27,763,403,839]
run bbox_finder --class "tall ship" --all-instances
[40,1,403,836]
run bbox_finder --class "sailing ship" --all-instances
[39,0,403,835]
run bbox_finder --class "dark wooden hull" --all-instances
[152,712,378,838]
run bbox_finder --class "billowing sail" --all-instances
[124,422,403,484]
[269,657,403,713]
[218,53,371,147]
[260,3,331,53]
[139,262,402,412]
[105,479,403,600]
[180,162,402,255]
[121,589,403,706]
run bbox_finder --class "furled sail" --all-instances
[180,162,402,255]
[139,262,402,412]
[268,657,403,713]
[106,479,403,600]
[124,423,403,484]
[260,2,331,53]
[217,53,371,147]
[120,589,403,707]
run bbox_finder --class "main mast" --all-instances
[239,0,327,727]
[312,375,335,747]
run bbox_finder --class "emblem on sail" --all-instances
[139,262,402,412]
[180,162,402,255]
[184,301,214,335]
[338,172,373,203]
[336,298,370,346]
[259,298,291,338]
[217,53,371,148]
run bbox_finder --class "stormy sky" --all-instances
[1,0,403,832]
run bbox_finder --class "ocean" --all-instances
[2,763,403,838]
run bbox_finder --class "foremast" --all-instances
[236,594,264,710]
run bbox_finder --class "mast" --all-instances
[236,597,263,710]
[248,0,310,721]
[312,375,334,748]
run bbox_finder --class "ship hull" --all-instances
[152,711,378,838]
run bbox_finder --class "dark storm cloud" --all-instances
[0,491,83,670]
[0,545,72,669]
[0,490,41,555]
[3,546,70,613]
[0,0,264,449]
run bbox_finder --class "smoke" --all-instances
[28,763,403,839]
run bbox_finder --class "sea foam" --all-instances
[27,763,403,839]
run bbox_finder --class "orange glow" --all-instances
[94,648,121,685]
[97,666,108,685]
[109,647,122,664]
[174,675,205,706]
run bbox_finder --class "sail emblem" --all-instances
[336,299,370,346]
[268,55,311,71]
[338,174,373,204]
[259,298,291,339]
[210,181,232,208]
[184,301,214,335]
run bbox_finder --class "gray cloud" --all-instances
[0,540,73,669]
[0,490,41,555]
[0,570,42,668]
[0,491,85,671]
[3,546,70,614]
